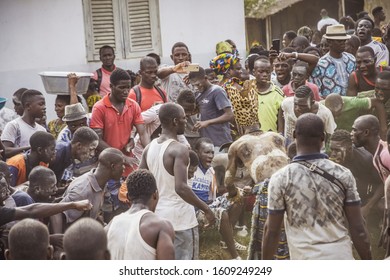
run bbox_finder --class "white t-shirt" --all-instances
[281,97,337,145]
[317,17,339,31]
[132,104,189,160]
[1,117,46,147]
[159,64,193,102]
[366,40,389,67]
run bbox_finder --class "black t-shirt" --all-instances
[345,147,383,205]
[0,207,16,227]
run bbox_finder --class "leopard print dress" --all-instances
[225,79,259,135]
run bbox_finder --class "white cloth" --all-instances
[281,97,336,145]
[107,209,156,260]
[317,17,339,31]
[146,138,198,231]
[132,104,189,160]
[1,117,46,147]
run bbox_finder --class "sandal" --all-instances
[220,240,247,251]
[234,240,247,251]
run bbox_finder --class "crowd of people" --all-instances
[1,6,390,260]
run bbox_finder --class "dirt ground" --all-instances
[199,226,250,260]
[199,207,386,260]
[357,207,386,260]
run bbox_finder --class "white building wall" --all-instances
[158,0,246,65]
[0,0,245,120]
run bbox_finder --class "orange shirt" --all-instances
[7,154,48,186]
[128,86,167,112]
[90,94,144,151]
[90,95,144,176]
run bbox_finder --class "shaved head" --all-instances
[98,148,123,167]
[324,93,343,116]
[354,115,380,135]
[294,113,325,149]
[6,219,51,260]
[63,218,109,260]
[325,93,343,108]
[295,113,324,138]
[159,103,184,126]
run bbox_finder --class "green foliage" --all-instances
[245,0,277,16]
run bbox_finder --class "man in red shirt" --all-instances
[129,56,167,111]
[90,68,149,176]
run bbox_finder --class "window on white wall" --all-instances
[83,0,161,61]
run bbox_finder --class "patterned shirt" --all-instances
[225,81,259,127]
[57,126,72,144]
[47,119,66,140]
[373,140,390,183]
[268,153,360,259]
[311,52,356,97]
[366,40,389,67]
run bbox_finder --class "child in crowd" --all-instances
[190,137,245,260]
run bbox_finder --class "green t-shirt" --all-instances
[256,83,285,132]
[321,96,371,131]
[357,90,390,125]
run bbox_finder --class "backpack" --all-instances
[96,68,103,93]
[132,85,167,105]
[132,85,167,140]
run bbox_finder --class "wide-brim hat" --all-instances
[323,24,351,40]
[62,103,87,122]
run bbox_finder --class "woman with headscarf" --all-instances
[210,53,258,137]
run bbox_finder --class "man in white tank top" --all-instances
[106,169,175,260]
[139,103,216,260]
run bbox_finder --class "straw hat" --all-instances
[62,103,87,122]
[323,24,351,40]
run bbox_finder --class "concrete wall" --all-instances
[0,0,246,120]
[158,0,246,66]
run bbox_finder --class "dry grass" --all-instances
[199,212,252,260]
[354,207,386,260]
[199,207,386,260]
[199,227,251,260]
